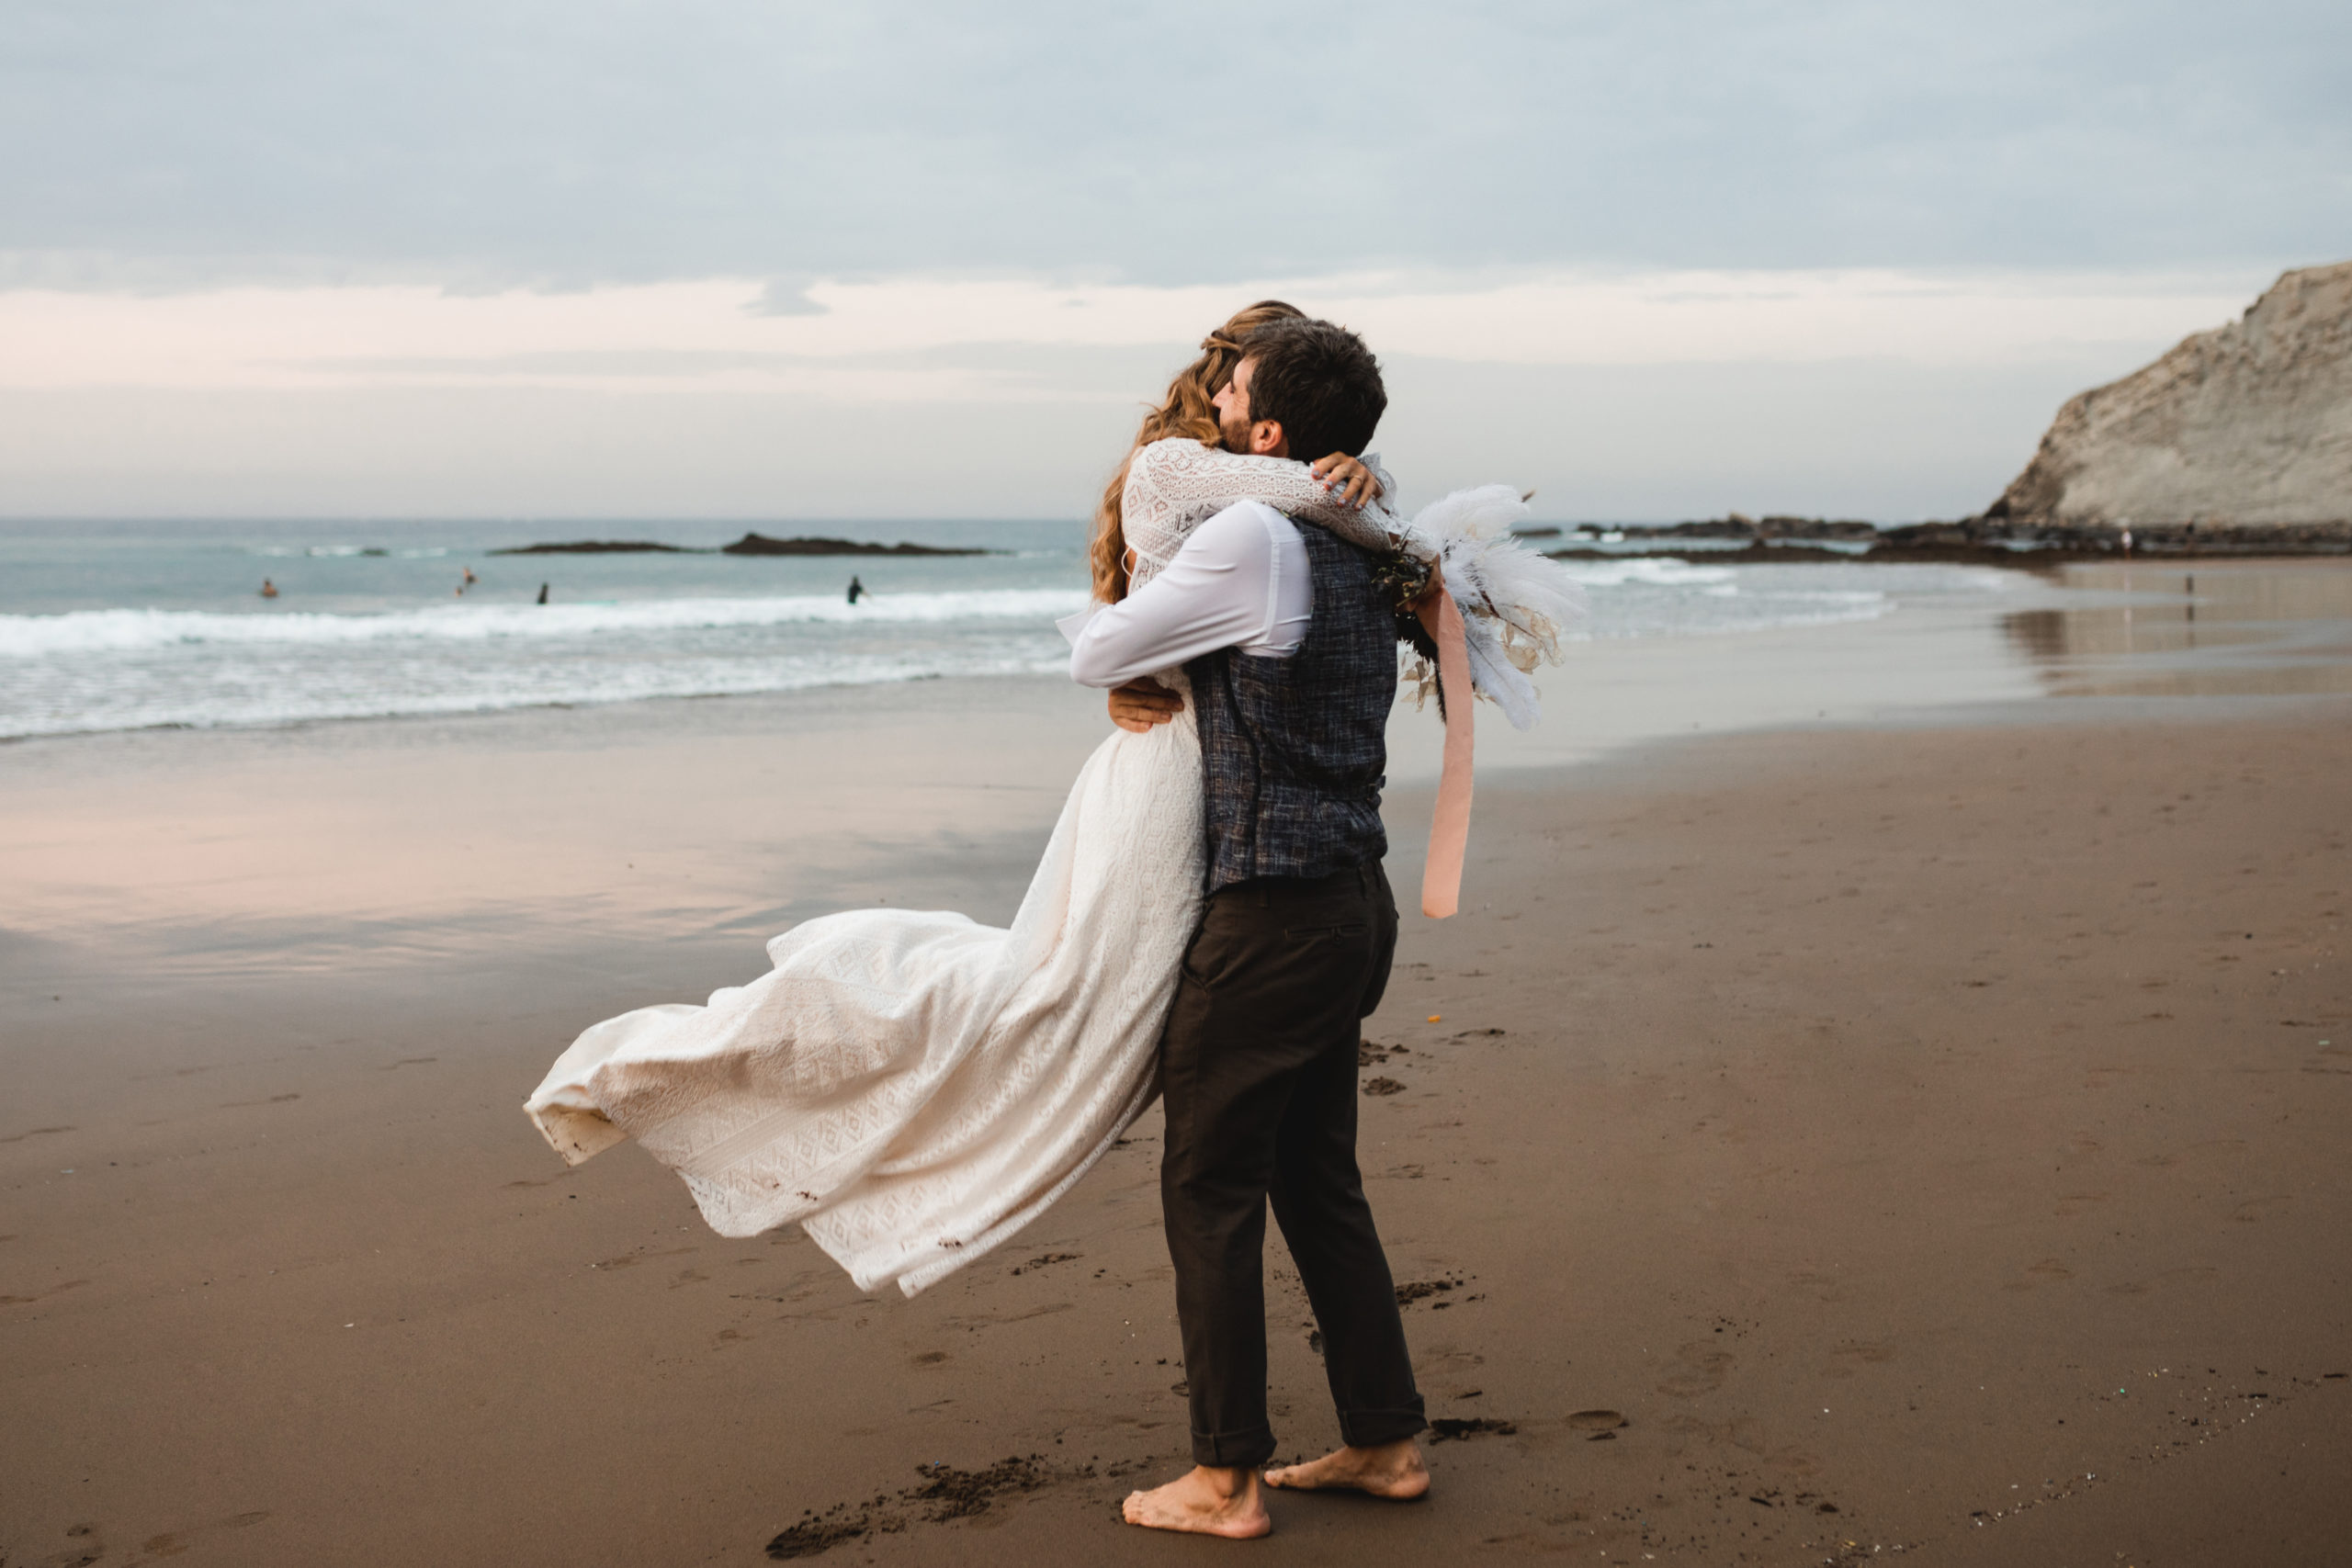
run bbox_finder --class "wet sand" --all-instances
[4,575,2349,1566]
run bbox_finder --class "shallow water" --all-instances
[0,518,2022,740]
[2005,560,2352,698]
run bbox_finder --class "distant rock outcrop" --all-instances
[491,540,695,555]
[1617,513,1880,542]
[492,534,999,558]
[1985,261,2352,531]
[719,533,990,557]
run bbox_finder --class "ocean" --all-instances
[0,518,2024,741]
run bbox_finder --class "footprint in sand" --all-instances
[1417,1348,1486,1382]
[2137,1138,2245,1169]
[940,1301,1074,1331]
[2003,1258,2075,1292]
[137,1510,271,1560]
[1787,1270,1849,1303]
[43,1521,107,1568]
[592,1246,693,1272]
[2104,1265,2220,1296]
[1,1279,89,1307]
[1656,1345,1734,1397]
[1567,1409,1628,1440]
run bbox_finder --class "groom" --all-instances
[1067,317,1429,1538]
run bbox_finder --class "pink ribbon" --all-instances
[1417,588,1475,919]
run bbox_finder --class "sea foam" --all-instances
[0,589,1091,659]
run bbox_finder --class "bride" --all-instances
[525,300,1577,1298]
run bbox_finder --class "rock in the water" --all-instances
[1987,261,2352,530]
[719,532,989,557]
[491,539,698,555]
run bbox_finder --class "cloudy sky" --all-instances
[3,0,2346,521]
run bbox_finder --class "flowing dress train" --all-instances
[526,687,1204,1297]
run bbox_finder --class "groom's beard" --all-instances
[1216,408,1252,454]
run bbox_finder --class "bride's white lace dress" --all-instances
[525,441,1403,1298]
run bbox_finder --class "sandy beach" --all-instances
[5,564,2349,1566]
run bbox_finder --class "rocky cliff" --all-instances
[1985,261,2352,530]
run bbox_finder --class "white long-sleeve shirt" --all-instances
[1061,501,1312,688]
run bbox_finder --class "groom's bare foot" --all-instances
[1262,1438,1430,1499]
[1121,1465,1272,1538]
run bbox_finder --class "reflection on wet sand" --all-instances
[2004,559,2352,697]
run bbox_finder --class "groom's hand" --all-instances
[1109,679,1182,733]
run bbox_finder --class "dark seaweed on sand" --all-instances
[764,1455,1057,1559]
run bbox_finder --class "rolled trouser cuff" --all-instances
[1337,1404,1429,1450]
[1192,1423,1279,1470]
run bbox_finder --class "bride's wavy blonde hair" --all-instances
[1090,299,1305,604]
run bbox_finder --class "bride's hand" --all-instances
[1309,454,1382,508]
[1108,679,1183,733]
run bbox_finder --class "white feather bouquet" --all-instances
[1392,486,1589,729]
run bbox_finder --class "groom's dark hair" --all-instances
[1238,318,1386,459]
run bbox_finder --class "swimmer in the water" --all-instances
[847,575,865,604]
[260,579,278,599]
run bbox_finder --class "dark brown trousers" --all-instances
[1159,861,1426,1468]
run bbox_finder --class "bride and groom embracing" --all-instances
[526,302,1583,1538]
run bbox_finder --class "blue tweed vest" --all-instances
[1186,519,1394,894]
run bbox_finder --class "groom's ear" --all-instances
[1250,420,1289,457]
